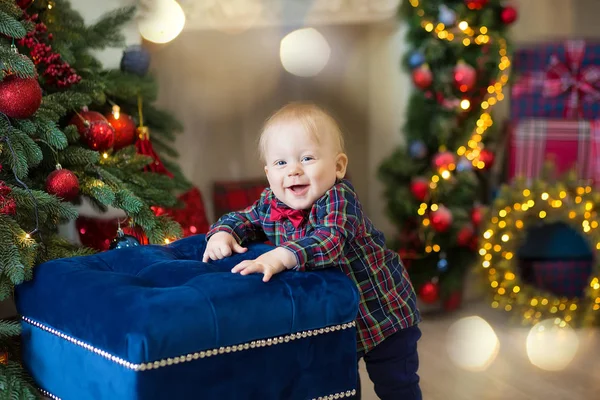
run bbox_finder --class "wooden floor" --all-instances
[358,300,600,400]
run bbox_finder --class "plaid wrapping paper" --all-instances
[519,259,593,298]
[591,120,600,185]
[511,40,600,119]
[508,119,595,181]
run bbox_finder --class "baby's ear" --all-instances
[335,153,348,180]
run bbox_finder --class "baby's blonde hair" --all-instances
[258,102,346,163]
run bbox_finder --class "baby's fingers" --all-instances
[232,260,252,273]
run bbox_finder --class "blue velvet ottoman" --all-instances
[15,235,359,400]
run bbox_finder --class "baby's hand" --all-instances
[231,247,296,283]
[202,232,247,262]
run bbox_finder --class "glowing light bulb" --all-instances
[446,316,499,371]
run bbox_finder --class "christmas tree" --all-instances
[378,0,516,309]
[0,0,190,395]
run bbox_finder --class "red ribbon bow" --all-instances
[269,199,306,228]
[543,40,600,118]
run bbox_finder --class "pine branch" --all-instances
[0,47,35,79]
[0,362,40,400]
[85,7,135,49]
[0,321,20,339]
[0,10,27,39]
[58,146,99,167]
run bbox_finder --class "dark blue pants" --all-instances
[355,325,422,400]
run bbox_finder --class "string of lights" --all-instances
[409,0,511,254]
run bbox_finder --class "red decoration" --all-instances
[105,111,136,150]
[136,127,173,177]
[500,6,518,25]
[412,64,433,89]
[454,60,477,93]
[545,40,600,119]
[69,111,106,135]
[465,0,488,10]
[430,205,453,232]
[432,151,456,170]
[419,281,440,304]
[46,167,79,201]
[457,224,474,247]
[0,181,16,215]
[17,0,34,9]
[69,111,115,151]
[17,12,81,88]
[410,177,430,201]
[478,148,495,170]
[471,205,484,226]
[152,187,210,237]
[84,120,115,152]
[0,75,42,119]
[443,291,462,311]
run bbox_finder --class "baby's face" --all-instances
[263,121,346,210]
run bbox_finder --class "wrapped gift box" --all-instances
[511,40,600,120]
[16,235,359,400]
[508,119,596,181]
[518,222,594,299]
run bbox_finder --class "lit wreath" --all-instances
[479,176,600,326]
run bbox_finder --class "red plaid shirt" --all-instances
[207,179,421,354]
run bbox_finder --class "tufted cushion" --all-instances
[16,235,359,400]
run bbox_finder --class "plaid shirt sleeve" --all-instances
[206,188,269,244]
[280,183,361,271]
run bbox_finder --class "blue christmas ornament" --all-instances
[438,5,457,26]
[457,157,473,172]
[437,256,448,272]
[409,140,427,159]
[109,229,141,250]
[408,51,425,69]
[120,45,151,76]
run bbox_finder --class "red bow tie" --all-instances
[269,199,306,228]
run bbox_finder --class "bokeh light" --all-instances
[446,316,499,371]
[526,318,579,371]
[138,0,186,44]
[280,28,331,78]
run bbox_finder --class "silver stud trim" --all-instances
[39,388,61,399]
[313,389,357,400]
[21,316,355,372]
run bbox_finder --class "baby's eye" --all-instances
[275,160,286,166]
[301,156,314,162]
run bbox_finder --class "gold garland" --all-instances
[479,174,600,326]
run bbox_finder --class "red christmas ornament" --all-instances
[46,166,79,201]
[471,205,485,226]
[136,127,173,177]
[457,224,474,247]
[501,6,518,25]
[443,291,462,311]
[412,64,433,89]
[478,149,495,170]
[454,60,477,93]
[432,151,456,170]
[430,205,453,233]
[419,281,440,304]
[84,120,116,152]
[105,111,136,150]
[465,0,488,10]
[69,111,106,134]
[0,75,42,119]
[410,177,430,201]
